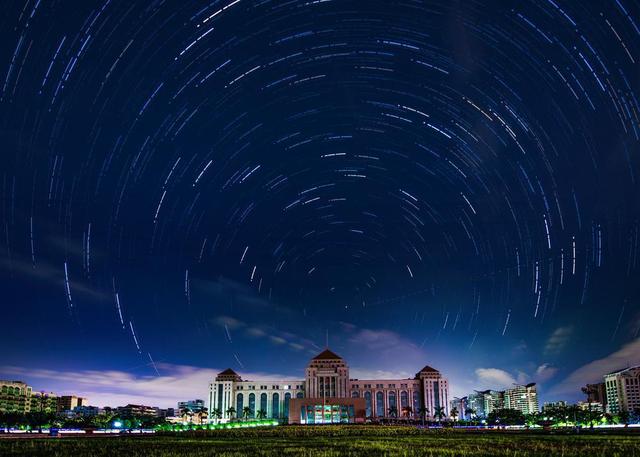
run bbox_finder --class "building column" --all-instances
[383,391,388,418]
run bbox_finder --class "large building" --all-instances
[504,383,539,415]
[72,405,102,417]
[178,399,205,413]
[57,395,88,413]
[0,380,33,413]
[468,390,504,418]
[466,391,487,418]
[208,349,449,424]
[604,366,640,414]
[115,404,159,417]
[462,384,538,418]
[449,397,469,420]
[582,382,607,410]
[29,391,58,414]
[543,401,567,411]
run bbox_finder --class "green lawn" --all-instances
[1,426,639,456]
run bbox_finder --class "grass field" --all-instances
[1,426,639,456]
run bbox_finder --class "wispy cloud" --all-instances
[347,327,424,364]
[472,364,556,391]
[212,315,320,354]
[0,257,107,301]
[534,363,558,383]
[474,368,520,390]
[344,325,432,381]
[549,337,640,395]
[544,326,573,355]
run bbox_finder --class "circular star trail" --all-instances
[1,0,639,373]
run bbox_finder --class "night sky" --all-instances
[1,0,639,408]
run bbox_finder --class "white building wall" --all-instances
[210,379,304,423]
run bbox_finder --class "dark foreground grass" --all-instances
[1,426,639,457]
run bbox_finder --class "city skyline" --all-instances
[1,0,639,415]
[3,341,638,410]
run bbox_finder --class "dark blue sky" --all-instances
[1,0,639,407]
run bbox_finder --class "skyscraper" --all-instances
[504,383,539,415]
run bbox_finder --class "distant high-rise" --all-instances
[72,405,102,417]
[604,366,640,414]
[469,390,504,417]
[449,397,468,419]
[466,391,486,418]
[582,382,607,409]
[543,400,567,411]
[57,395,88,413]
[504,383,539,415]
[178,399,205,412]
[576,401,604,412]
[463,385,538,418]
[116,404,159,417]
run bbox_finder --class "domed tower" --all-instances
[305,349,349,398]
[416,365,449,417]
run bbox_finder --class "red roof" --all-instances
[312,349,343,360]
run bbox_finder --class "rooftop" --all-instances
[416,365,440,375]
[311,349,343,360]
[218,368,239,376]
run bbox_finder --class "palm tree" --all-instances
[180,408,193,424]
[256,409,267,419]
[225,406,236,421]
[418,407,429,426]
[450,407,459,422]
[388,406,398,421]
[210,408,222,424]
[434,406,446,422]
[619,410,630,427]
[242,406,252,421]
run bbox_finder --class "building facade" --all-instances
[462,384,538,418]
[604,366,640,414]
[72,405,102,417]
[57,395,88,413]
[449,397,469,420]
[466,391,486,418]
[543,401,567,411]
[178,399,205,413]
[582,382,607,410]
[29,391,58,414]
[115,404,159,417]
[577,401,604,412]
[0,380,32,413]
[208,349,449,424]
[469,390,504,417]
[504,383,539,415]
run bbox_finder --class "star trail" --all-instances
[1,0,639,404]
